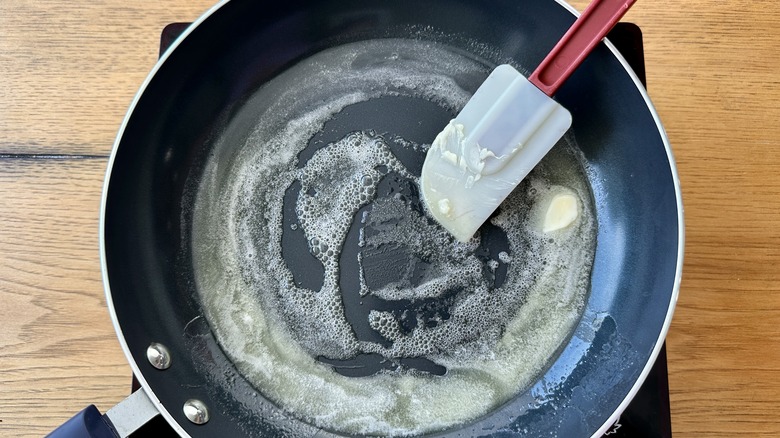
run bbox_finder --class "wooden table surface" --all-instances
[1,0,778,436]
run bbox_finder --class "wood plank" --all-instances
[0,0,216,155]
[0,157,130,437]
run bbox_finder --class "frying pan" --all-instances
[53,0,683,436]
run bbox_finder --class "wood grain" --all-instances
[0,0,216,155]
[0,158,130,436]
[2,0,780,436]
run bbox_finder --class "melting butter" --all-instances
[543,192,579,233]
[191,39,597,436]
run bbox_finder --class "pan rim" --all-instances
[585,24,684,438]
[99,0,684,436]
[99,1,233,436]
[549,3,683,436]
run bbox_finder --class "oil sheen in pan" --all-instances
[191,38,597,436]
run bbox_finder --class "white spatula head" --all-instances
[420,65,571,242]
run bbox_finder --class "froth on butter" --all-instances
[191,38,597,436]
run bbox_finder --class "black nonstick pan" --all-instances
[52,0,683,436]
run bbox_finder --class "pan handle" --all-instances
[45,405,117,438]
[46,389,160,438]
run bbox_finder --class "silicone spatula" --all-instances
[420,0,636,242]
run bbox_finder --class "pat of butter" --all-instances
[543,193,578,233]
[438,198,452,216]
[441,150,459,166]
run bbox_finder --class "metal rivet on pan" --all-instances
[183,399,210,425]
[146,342,172,370]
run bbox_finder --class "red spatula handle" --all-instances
[529,0,636,96]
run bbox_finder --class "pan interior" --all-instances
[190,38,597,435]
